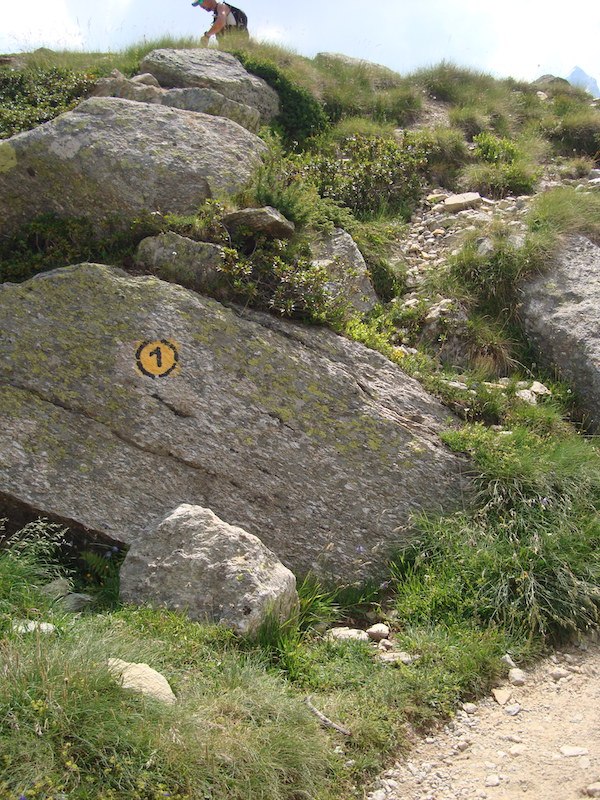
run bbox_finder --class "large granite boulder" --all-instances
[120,504,299,635]
[0,97,266,237]
[92,69,261,132]
[0,263,470,582]
[140,49,279,124]
[519,235,600,431]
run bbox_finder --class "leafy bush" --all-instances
[301,134,426,220]
[217,236,347,323]
[473,131,519,164]
[0,67,96,138]
[231,51,329,145]
[413,126,471,188]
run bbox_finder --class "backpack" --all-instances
[214,3,248,31]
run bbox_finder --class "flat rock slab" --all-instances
[520,235,600,431]
[0,97,266,237]
[443,192,483,212]
[0,264,469,582]
[140,49,279,124]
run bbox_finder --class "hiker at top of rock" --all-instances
[191,0,249,44]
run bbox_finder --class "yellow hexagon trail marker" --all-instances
[136,339,180,378]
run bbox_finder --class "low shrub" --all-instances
[0,66,96,139]
[413,126,471,188]
[473,131,519,164]
[301,133,426,220]
[0,213,164,283]
[231,51,329,145]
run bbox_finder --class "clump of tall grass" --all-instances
[392,423,600,639]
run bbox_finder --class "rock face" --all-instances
[0,263,469,582]
[140,49,279,124]
[119,504,299,635]
[311,228,379,314]
[0,97,266,237]
[92,69,261,132]
[519,236,600,431]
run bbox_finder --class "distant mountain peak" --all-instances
[567,66,600,98]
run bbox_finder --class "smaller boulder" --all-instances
[108,658,176,704]
[134,232,229,298]
[326,627,370,643]
[119,504,299,636]
[222,207,296,240]
[443,193,483,213]
[311,228,379,315]
[366,623,390,642]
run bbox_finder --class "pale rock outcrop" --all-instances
[93,69,261,131]
[519,235,600,431]
[0,97,266,237]
[140,49,279,124]
[0,263,469,582]
[311,228,379,314]
[119,504,299,635]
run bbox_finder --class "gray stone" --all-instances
[222,207,296,239]
[311,228,379,315]
[485,775,500,787]
[585,784,600,797]
[41,577,72,600]
[462,703,478,715]
[560,745,588,757]
[443,193,483,213]
[134,232,229,298]
[140,49,279,123]
[0,97,266,238]
[520,236,600,431]
[326,627,370,643]
[508,668,527,686]
[0,263,470,583]
[366,623,390,642]
[92,69,261,131]
[12,620,56,634]
[107,658,176,703]
[59,592,95,612]
[120,504,298,636]
[379,651,417,665]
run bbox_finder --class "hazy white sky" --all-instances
[1,0,599,83]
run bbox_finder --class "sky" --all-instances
[1,0,599,85]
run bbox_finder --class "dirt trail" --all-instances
[368,641,600,800]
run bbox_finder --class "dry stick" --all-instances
[304,695,352,737]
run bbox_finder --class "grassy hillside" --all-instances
[1,38,600,800]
